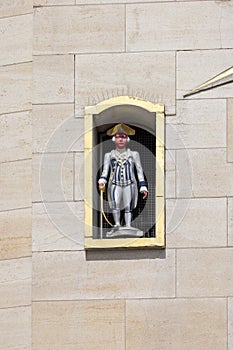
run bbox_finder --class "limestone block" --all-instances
[33,104,83,153]
[7,307,31,344]
[229,298,233,350]
[0,208,31,260]
[34,6,125,54]
[0,257,31,308]
[0,111,31,163]
[74,152,84,201]
[76,0,172,3]
[227,98,233,162]
[126,298,227,350]
[32,300,124,350]
[228,198,233,246]
[0,14,32,66]
[127,2,233,52]
[0,160,31,211]
[33,55,74,104]
[177,248,233,297]
[0,0,32,18]
[165,150,176,198]
[75,52,175,115]
[176,148,233,198]
[33,202,84,252]
[0,63,31,114]
[32,250,175,300]
[0,307,31,349]
[34,0,74,5]
[177,0,217,1]
[177,49,233,100]
[32,153,73,202]
[166,99,226,149]
[166,198,227,248]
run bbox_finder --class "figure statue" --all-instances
[98,123,148,238]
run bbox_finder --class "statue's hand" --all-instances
[142,191,148,199]
[99,182,106,192]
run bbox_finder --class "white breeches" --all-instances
[109,184,135,212]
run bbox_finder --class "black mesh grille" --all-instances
[96,124,156,238]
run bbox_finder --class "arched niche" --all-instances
[84,96,164,249]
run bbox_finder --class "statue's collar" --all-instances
[111,148,131,160]
[116,147,126,153]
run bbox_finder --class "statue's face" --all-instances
[115,133,128,149]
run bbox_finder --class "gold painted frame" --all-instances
[84,96,164,249]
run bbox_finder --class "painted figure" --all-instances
[98,123,148,237]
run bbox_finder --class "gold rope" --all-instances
[100,189,113,227]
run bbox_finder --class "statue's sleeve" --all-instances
[133,151,148,192]
[98,152,111,184]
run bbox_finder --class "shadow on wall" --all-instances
[86,249,166,261]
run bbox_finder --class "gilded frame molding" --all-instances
[84,96,164,249]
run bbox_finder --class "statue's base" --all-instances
[105,226,143,239]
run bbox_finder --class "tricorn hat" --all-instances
[106,123,135,136]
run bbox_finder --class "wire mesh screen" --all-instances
[96,125,156,238]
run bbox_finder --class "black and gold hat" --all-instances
[106,123,135,136]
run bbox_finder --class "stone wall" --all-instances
[1,0,233,349]
[0,1,32,348]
